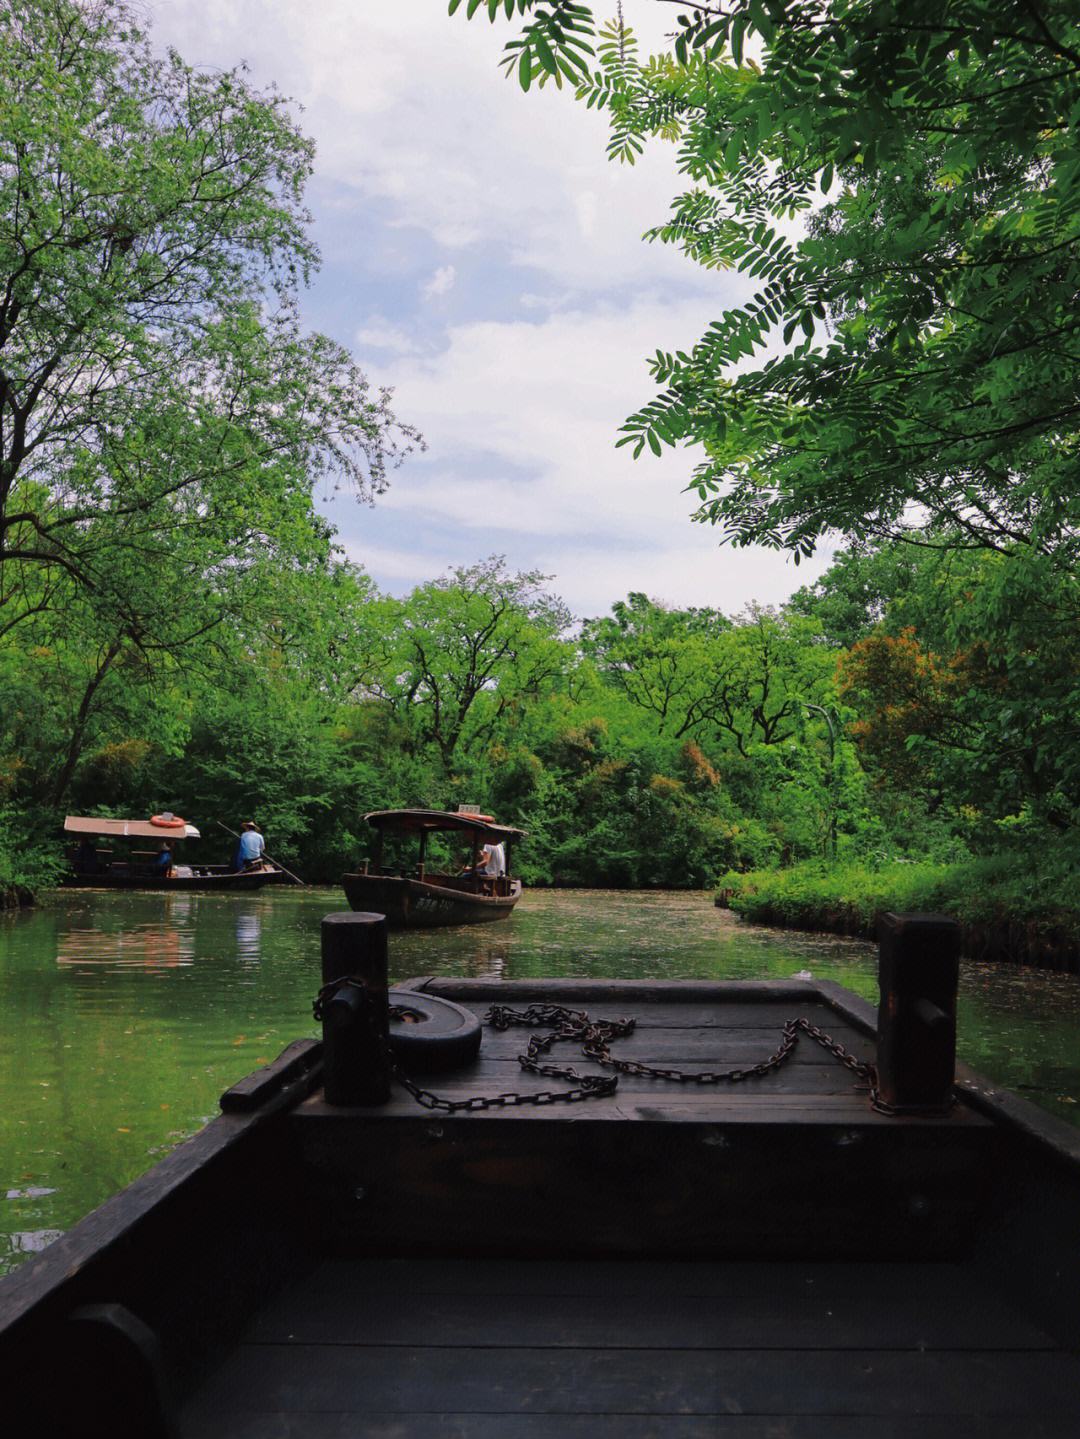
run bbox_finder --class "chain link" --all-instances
[378,1002,896,1115]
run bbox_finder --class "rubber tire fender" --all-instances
[387,989,482,1074]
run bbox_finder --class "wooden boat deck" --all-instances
[174,980,1080,1437]
[6,975,1080,1438]
[181,1256,1080,1438]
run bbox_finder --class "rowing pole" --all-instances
[214,820,306,886]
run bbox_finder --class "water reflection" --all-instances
[235,908,262,966]
[58,920,195,970]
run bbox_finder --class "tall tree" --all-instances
[0,0,419,640]
[381,556,572,772]
[581,592,733,738]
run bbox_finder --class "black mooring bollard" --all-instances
[320,912,391,1106]
[876,912,960,1112]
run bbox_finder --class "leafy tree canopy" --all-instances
[451,0,1080,562]
[0,0,420,640]
[377,556,574,771]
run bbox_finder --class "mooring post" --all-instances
[320,911,391,1106]
[876,912,960,1112]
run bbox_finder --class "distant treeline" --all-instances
[7,536,1079,902]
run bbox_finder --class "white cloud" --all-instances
[333,296,834,614]
[151,0,721,295]
[354,317,419,354]
[421,264,457,301]
[374,297,738,541]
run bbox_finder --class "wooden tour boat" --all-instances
[3,911,1080,1436]
[341,807,525,927]
[62,816,278,892]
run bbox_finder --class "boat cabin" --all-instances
[64,815,201,881]
[359,808,525,900]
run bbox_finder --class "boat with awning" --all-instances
[62,816,276,891]
[341,808,525,927]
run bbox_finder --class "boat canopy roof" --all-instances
[64,816,201,840]
[363,809,524,841]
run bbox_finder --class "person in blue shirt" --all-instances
[234,822,265,871]
[154,842,173,877]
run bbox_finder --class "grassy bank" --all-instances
[717,851,1080,972]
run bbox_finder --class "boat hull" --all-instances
[61,870,273,892]
[341,872,521,927]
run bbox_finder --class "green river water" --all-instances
[3,886,1080,1276]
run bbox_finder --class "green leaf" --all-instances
[533,27,558,76]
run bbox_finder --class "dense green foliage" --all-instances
[0,549,866,892]
[0,1,419,900]
[18,523,1071,905]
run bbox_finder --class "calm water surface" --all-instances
[3,887,1079,1275]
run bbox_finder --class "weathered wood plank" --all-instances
[220,1039,322,1113]
[226,1256,994,1300]
[417,979,827,1006]
[475,1027,874,1064]
[182,1410,1080,1439]
[443,999,856,1031]
[185,1344,1080,1417]
[245,1263,1053,1350]
[0,1047,317,1341]
[293,1110,990,1260]
[384,1060,874,1098]
[297,1089,986,1124]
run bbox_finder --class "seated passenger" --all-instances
[459,842,506,882]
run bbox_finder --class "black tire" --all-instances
[387,989,483,1073]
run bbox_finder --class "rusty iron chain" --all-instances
[381,1002,894,1115]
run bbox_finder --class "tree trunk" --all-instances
[49,638,123,807]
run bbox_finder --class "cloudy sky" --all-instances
[152,0,831,619]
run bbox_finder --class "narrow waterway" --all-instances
[3,887,1079,1275]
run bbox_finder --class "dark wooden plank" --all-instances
[476,1026,875,1064]
[421,978,825,1004]
[297,1089,987,1125]
[220,1039,322,1113]
[386,1060,876,1098]
[227,1256,992,1300]
[293,1108,991,1260]
[186,1344,1080,1417]
[452,1000,855,1031]
[245,1270,1053,1351]
[182,1411,1080,1439]
[0,1092,306,1339]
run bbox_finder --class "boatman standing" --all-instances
[234,821,266,871]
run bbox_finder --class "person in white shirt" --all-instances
[480,842,506,877]
[460,840,506,882]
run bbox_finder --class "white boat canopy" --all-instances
[64,816,201,840]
